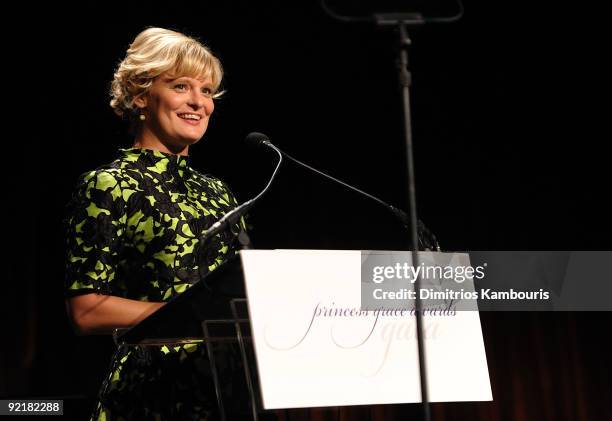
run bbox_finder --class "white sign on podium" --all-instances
[240,249,492,409]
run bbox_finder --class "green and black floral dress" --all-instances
[64,147,247,420]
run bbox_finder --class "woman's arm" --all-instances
[64,171,166,336]
[65,293,166,335]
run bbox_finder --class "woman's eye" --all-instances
[174,84,188,91]
[202,88,213,97]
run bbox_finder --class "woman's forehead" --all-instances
[161,72,213,83]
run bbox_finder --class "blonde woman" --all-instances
[63,27,247,420]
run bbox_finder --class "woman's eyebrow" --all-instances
[164,76,212,86]
[163,75,187,82]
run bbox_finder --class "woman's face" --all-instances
[136,73,215,149]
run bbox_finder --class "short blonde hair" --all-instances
[110,27,224,119]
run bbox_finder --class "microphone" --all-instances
[250,133,440,251]
[245,131,271,149]
[198,133,283,244]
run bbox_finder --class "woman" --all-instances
[64,27,247,420]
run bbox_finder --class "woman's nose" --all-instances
[189,92,213,115]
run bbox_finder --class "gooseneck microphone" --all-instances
[198,133,283,244]
[247,132,440,251]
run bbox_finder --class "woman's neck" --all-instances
[133,129,189,156]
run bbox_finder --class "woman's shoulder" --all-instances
[188,168,238,204]
[189,167,229,189]
[66,162,132,213]
[64,162,128,223]
[74,160,129,188]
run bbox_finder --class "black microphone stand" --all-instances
[375,13,431,421]
[320,3,463,419]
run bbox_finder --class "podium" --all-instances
[115,250,492,419]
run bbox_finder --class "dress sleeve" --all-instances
[63,170,126,297]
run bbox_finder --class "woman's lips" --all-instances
[177,115,201,126]
[181,118,200,126]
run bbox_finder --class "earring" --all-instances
[139,113,146,121]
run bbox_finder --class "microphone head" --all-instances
[245,132,270,148]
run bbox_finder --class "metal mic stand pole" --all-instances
[376,14,431,421]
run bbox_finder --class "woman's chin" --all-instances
[183,136,203,146]
[174,134,203,147]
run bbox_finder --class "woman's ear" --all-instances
[133,94,148,109]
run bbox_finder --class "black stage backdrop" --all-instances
[5,0,611,419]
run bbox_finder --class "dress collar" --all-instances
[118,147,190,172]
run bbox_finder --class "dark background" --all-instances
[4,0,610,419]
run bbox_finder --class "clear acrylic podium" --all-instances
[114,256,270,420]
[202,299,270,420]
